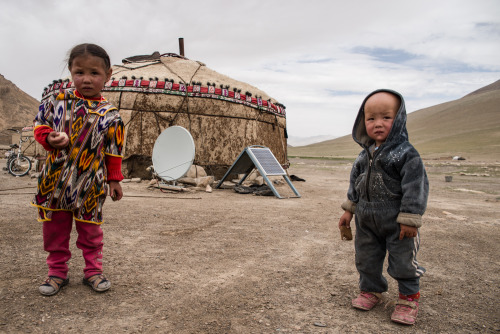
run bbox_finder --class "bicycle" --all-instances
[4,128,32,177]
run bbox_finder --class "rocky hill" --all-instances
[289,80,500,161]
[0,74,39,144]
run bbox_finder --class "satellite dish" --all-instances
[152,126,195,182]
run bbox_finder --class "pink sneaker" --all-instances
[391,298,419,325]
[352,292,382,311]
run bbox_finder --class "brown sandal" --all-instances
[39,276,69,296]
[83,274,111,292]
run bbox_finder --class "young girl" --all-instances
[32,43,124,296]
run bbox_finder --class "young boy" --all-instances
[338,89,429,325]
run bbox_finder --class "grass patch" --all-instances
[424,162,500,177]
[459,165,500,177]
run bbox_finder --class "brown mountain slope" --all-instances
[0,74,40,144]
[405,89,499,159]
[289,84,500,161]
[464,79,500,97]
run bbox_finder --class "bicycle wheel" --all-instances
[4,153,14,169]
[8,155,32,177]
[3,157,12,171]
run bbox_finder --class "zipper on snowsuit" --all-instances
[365,147,380,202]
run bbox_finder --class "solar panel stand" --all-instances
[216,146,301,199]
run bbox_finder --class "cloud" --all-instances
[351,47,419,64]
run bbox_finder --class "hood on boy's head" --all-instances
[352,88,409,148]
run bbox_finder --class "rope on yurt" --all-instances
[167,98,185,127]
[158,60,203,133]
[275,113,288,167]
[254,107,263,123]
[123,110,142,128]
[113,61,161,72]
[120,90,144,129]
[184,62,203,133]
[119,106,279,125]
[118,91,123,109]
[153,112,162,136]
[159,60,190,128]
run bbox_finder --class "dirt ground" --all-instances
[0,157,499,334]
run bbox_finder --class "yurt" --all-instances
[41,50,288,179]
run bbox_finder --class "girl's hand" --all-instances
[399,224,418,240]
[108,181,123,201]
[47,131,69,149]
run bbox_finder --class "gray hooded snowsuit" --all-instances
[342,89,429,295]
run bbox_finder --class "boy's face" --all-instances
[364,92,400,147]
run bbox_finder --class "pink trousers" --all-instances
[43,210,103,280]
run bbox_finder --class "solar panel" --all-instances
[216,146,301,198]
[248,147,286,175]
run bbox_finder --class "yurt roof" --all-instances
[111,52,278,103]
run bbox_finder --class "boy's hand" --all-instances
[109,181,123,201]
[339,211,353,240]
[339,211,353,229]
[399,224,418,240]
[47,131,69,149]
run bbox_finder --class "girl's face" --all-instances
[69,54,112,99]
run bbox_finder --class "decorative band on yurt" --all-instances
[42,80,286,117]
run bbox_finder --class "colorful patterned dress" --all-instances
[32,89,124,224]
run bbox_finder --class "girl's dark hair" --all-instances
[68,43,111,70]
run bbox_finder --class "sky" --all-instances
[1,0,499,140]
